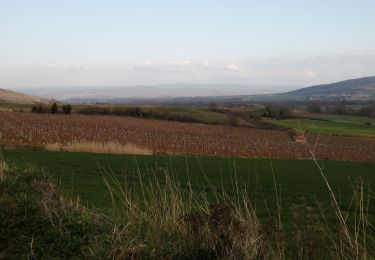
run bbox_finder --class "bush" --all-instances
[0,162,111,259]
[264,104,291,119]
[62,104,72,114]
[31,104,47,114]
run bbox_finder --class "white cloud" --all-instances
[1,54,374,88]
[166,60,192,65]
[303,69,316,78]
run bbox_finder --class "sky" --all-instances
[1,0,375,89]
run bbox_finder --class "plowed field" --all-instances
[1,111,374,161]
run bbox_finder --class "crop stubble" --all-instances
[0,111,374,161]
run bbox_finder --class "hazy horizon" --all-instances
[1,1,375,90]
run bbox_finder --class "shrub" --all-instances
[264,104,291,119]
[31,104,46,114]
[62,104,72,114]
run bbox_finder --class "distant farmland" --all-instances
[268,114,375,137]
[1,111,374,161]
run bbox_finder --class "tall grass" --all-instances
[99,160,374,259]
[0,154,374,259]
[305,134,375,259]
[0,158,8,181]
[101,166,285,259]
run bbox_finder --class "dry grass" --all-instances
[304,134,375,259]
[0,158,8,181]
[45,141,153,155]
[102,168,285,259]
[101,163,374,259]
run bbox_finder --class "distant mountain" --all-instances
[19,84,297,102]
[10,76,375,105]
[0,88,48,104]
[286,76,375,101]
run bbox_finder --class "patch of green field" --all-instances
[0,103,32,111]
[141,106,248,125]
[2,149,375,226]
[267,114,375,137]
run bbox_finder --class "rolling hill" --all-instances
[286,76,375,101]
[7,76,375,105]
[0,88,48,104]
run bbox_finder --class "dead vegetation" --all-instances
[45,141,153,155]
[0,159,8,181]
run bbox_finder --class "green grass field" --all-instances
[0,103,33,111]
[2,149,375,258]
[137,106,249,125]
[3,149,375,223]
[267,114,375,137]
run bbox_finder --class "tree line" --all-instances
[31,103,72,114]
[306,101,375,117]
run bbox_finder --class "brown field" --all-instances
[0,111,374,161]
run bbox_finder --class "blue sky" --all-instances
[1,0,375,88]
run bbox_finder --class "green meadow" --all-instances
[3,149,375,222]
[2,149,375,258]
[268,114,375,137]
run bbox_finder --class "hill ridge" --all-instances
[0,88,49,104]
[288,76,375,98]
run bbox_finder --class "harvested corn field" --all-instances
[0,111,374,161]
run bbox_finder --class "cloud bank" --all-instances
[1,54,375,89]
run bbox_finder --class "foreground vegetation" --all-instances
[4,149,375,232]
[1,150,374,259]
